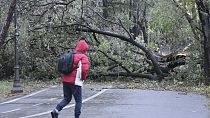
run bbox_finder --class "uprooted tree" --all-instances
[0,0,209,85]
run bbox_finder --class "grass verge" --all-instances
[0,79,61,101]
[0,81,13,100]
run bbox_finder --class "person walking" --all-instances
[51,39,89,118]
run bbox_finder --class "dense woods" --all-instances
[0,0,210,85]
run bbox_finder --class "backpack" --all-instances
[57,52,80,74]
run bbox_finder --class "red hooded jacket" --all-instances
[61,40,89,86]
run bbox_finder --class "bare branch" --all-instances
[36,0,77,7]
[86,6,119,25]
[118,19,134,40]
[173,0,201,40]
[98,50,132,73]
[92,33,101,45]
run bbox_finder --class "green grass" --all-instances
[0,80,13,100]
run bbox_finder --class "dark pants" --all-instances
[56,83,82,118]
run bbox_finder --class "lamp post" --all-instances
[11,0,23,93]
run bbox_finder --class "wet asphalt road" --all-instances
[0,84,209,118]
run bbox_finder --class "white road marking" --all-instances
[1,95,59,113]
[49,98,57,101]
[1,97,57,113]
[32,103,44,107]
[0,86,57,105]
[19,89,108,118]
[1,108,20,114]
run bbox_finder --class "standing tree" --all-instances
[196,0,210,85]
[0,0,16,48]
[173,0,210,85]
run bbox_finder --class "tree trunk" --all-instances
[138,5,148,44]
[129,0,141,38]
[103,72,156,80]
[0,0,16,48]
[129,0,148,44]
[196,0,210,85]
[173,0,200,40]
[102,0,109,18]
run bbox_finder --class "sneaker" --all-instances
[51,111,58,118]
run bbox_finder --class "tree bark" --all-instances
[129,0,141,38]
[196,0,210,85]
[102,72,156,80]
[102,0,109,18]
[138,5,148,44]
[129,1,148,43]
[0,0,16,48]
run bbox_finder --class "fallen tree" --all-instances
[0,0,192,81]
[31,23,188,81]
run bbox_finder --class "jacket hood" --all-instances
[74,40,89,54]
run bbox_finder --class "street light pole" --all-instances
[11,0,23,93]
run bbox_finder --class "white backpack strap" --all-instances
[75,61,83,86]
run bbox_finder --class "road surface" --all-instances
[0,84,209,118]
